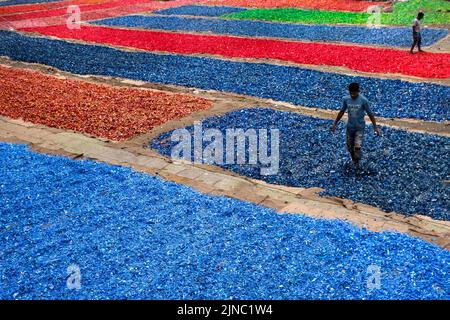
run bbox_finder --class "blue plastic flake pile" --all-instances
[92,14,449,48]
[0,31,448,122]
[154,5,247,17]
[151,108,450,220]
[0,143,449,299]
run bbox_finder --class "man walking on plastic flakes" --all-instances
[410,11,425,54]
[331,82,381,168]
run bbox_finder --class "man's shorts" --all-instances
[346,128,364,151]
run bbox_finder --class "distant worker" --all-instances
[331,83,380,168]
[410,11,425,54]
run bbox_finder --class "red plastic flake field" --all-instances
[0,0,195,29]
[2,0,170,21]
[201,0,389,11]
[0,0,111,15]
[0,65,212,141]
[22,25,450,79]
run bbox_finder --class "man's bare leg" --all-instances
[410,38,417,53]
[353,131,364,167]
[346,131,356,163]
[418,37,424,52]
[354,147,361,166]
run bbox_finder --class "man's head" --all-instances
[417,11,424,20]
[349,82,360,99]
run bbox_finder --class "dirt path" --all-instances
[1,115,449,249]
[1,57,448,136]
[0,59,449,249]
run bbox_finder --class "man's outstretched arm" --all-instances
[368,114,381,136]
[331,110,345,133]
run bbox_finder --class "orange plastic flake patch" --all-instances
[0,66,212,141]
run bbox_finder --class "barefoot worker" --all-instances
[331,82,380,167]
[410,11,425,54]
